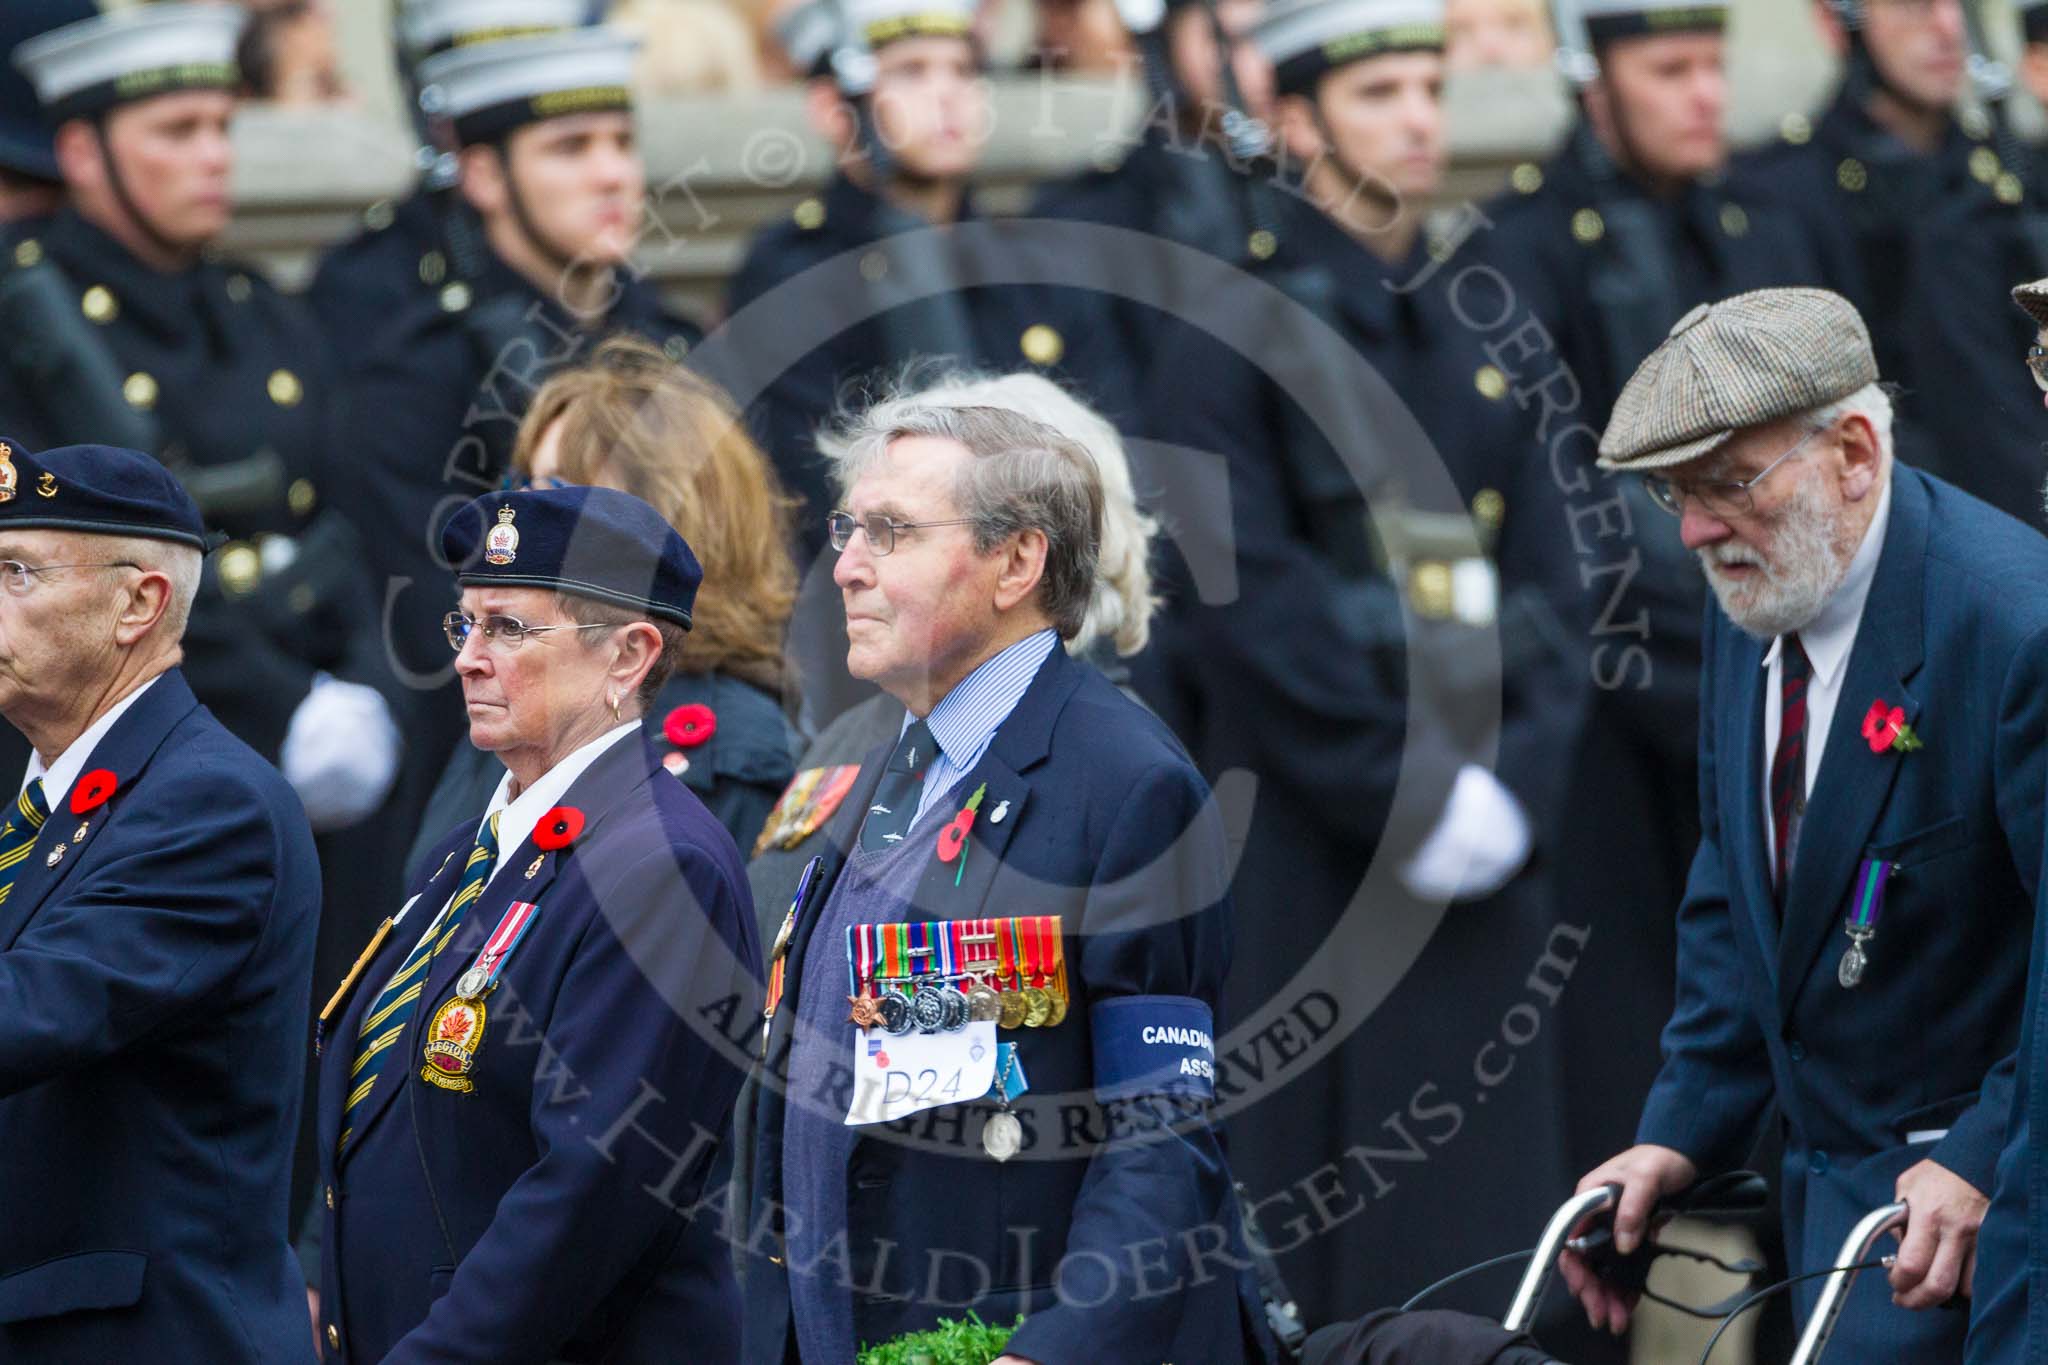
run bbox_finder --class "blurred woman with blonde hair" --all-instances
[409,336,802,870]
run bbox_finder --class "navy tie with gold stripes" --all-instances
[0,780,49,904]
[340,812,499,1152]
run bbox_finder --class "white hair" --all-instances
[107,535,202,640]
[1804,381,1895,465]
[816,369,1162,657]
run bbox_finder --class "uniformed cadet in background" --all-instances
[1133,0,1602,1349]
[2019,0,2048,148]
[302,0,587,365]
[1734,0,2048,525]
[1027,0,1276,386]
[2,4,401,809]
[0,1,91,226]
[720,0,1134,562]
[338,24,701,830]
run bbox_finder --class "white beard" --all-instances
[1697,474,1853,641]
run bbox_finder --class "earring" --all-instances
[609,693,621,721]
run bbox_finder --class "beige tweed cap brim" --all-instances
[1596,287,1879,472]
[2015,278,2048,328]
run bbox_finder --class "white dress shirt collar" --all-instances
[477,719,640,884]
[21,674,163,810]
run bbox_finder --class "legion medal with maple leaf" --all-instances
[421,995,488,1093]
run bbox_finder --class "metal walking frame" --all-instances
[1500,1184,1908,1364]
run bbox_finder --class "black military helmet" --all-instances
[0,0,98,182]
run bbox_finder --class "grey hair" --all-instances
[823,386,1105,641]
[106,535,201,640]
[822,371,1158,656]
[1804,381,1895,464]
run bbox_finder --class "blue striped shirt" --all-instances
[899,628,1059,824]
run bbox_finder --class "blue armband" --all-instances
[1091,995,1216,1101]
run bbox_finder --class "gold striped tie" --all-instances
[340,812,499,1152]
[0,780,50,904]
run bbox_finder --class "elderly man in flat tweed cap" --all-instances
[1553,287,2048,1359]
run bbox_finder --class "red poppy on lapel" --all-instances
[1861,700,1923,754]
[70,768,117,815]
[663,703,717,749]
[534,806,585,850]
[936,783,988,865]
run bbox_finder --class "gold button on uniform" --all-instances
[1248,228,1277,260]
[1571,208,1604,244]
[1510,162,1543,194]
[1837,158,1867,193]
[440,282,472,313]
[1409,562,1454,620]
[792,197,825,231]
[1473,487,1506,531]
[82,285,117,324]
[1997,173,2025,206]
[1019,324,1064,367]
[217,543,261,597]
[1971,147,2001,185]
[1474,365,1508,401]
[364,199,396,231]
[226,274,253,304]
[289,478,317,517]
[662,335,690,361]
[122,372,158,410]
[268,369,304,408]
[1779,112,1811,146]
[1718,204,1749,238]
[12,238,40,268]
[418,250,447,285]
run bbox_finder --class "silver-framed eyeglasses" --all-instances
[443,611,616,652]
[1641,426,1825,520]
[0,559,141,596]
[826,510,975,557]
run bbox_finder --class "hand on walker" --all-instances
[1557,1143,1697,1336]
[1888,1158,1985,1309]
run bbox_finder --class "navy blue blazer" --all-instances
[0,668,320,1362]
[1636,467,2048,1354]
[315,729,762,1364]
[738,646,1271,1365]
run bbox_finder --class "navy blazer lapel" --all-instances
[1726,629,1779,974]
[410,733,655,1053]
[322,834,470,1166]
[0,670,199,951]
[1776,471,1928,1017]
[900,647,1076,924]
[771,754,886,1046]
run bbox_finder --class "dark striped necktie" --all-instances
[0,780,47,903]
[860,720,934,855]
[341,812,499,1152]
[1770,634,1811,904]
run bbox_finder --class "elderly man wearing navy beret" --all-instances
[0,441,321,1361]
[311,486,762,1364]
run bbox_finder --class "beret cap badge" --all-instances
[483,506,520,566]
[0,443,15,504]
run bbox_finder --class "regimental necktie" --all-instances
[1770,634,1812,904]
[341,812,499,1152]
[859,720,934,854]
[0,780,47,904]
